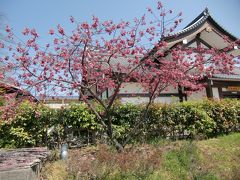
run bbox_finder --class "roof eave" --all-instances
[164,8,238,43]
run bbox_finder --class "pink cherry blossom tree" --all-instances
[0,1,239,150]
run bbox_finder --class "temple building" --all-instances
[106,8,240,104]
[164,8,240,101]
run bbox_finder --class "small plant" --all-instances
[41,161,69,180]
[41,133,240,179]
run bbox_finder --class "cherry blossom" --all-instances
[0,1,239,150]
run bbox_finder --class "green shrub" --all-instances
[110,103,142,142]
[148,101,216,140]
[201,99,240,135]
[175,102,216,138]
[148,104,171,138]
[0,99,239,148]
[67,103,99,130]
[0,101,56,148]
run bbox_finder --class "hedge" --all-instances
[0,99,239,148]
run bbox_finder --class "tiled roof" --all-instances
[212,74,240,80]
[164,8,238,41]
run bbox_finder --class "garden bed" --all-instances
[41,133,240,179]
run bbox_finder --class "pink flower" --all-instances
[49,29,54,35]
[30,29,39,37]
[35,111,41,118]
[70,16,75,23]
[22,28,30,35]
[54,38,59,45]
[157,1,163,9]
[139,31,144,37]
[81,22,89,30]
[0,42,4,48]
[147,7,153,13]
[160,12,166,16]
[92,22,98,28]
[57,25,65,35]
[0,73,4,79]
[5,25,11,33]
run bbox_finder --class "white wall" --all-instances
[101,90,108,99]
[212,87,220,99]
[118,83,180,104]
[119,82,146,94]
[188,89,207,100]
[120,96,179,104]
[160,86,178,94]
[45,103,69,109]
[119,83,178,94]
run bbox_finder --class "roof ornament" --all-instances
[182,39,188,44]
[206,26,212,33]
[204,7,209,16]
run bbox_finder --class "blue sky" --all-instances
[1,0,240,43]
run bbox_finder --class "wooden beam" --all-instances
[198,38,213,49]
[206,79,213,98]
[178,85,184,102]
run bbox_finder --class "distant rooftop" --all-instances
[38,96,79,101]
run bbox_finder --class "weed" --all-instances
[41,133,240,179]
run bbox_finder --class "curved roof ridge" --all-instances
[206,10,238,40]
[184,7,209,29]
[164,8,238,41]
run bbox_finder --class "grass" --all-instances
[196,133,240,179]
[41,133,240,180]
